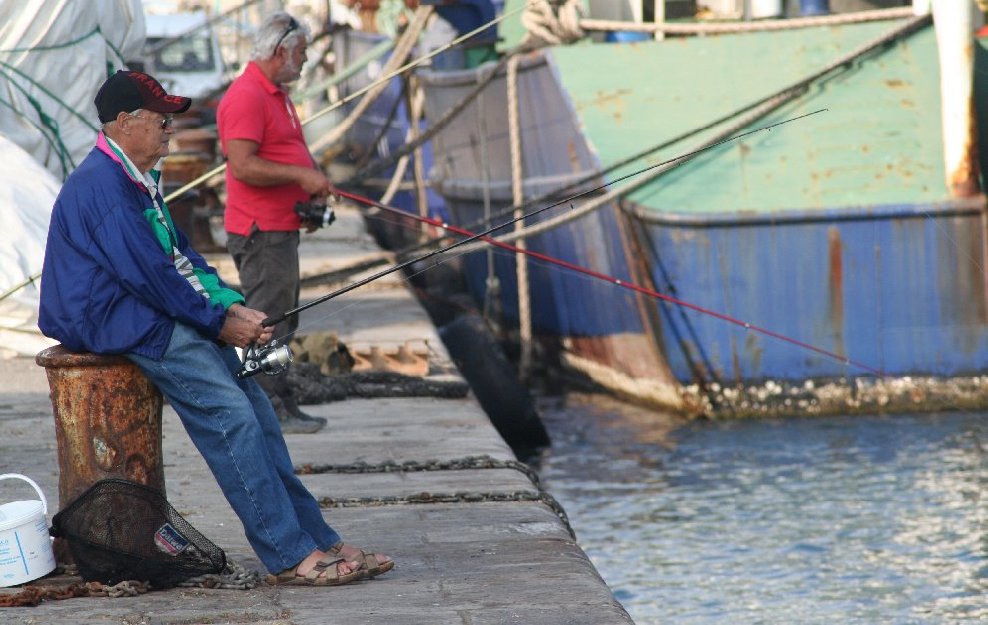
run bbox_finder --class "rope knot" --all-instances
[521,0,585,47]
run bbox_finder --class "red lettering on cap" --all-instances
[128,71,166,98]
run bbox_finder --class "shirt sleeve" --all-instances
[218,82,266,147]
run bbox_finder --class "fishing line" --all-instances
[401,10,930,243]
[333,182,885,379]
[244,110,886,380]
[263,111,823,328]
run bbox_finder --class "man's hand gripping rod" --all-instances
[234,111,824,380]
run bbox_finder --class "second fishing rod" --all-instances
[237,112,823,379]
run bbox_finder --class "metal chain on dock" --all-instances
[319,489,576,540]
[297,454,543,487]
[0,576,151,607]
[298,455,576,538]
[176,560,262,591]
[0,561,260,607]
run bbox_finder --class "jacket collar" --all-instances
[95,131,162,191]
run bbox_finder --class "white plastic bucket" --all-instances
[0,474,56,587]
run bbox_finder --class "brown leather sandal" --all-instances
[265,555,363,586]
[327,542,395,577]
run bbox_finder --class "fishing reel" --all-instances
[294,198,336,230]
[236,340,294,379]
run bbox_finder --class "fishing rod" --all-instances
[335,177,886,381]
[238,110,876,378]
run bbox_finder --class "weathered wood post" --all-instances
[35,345,165,562]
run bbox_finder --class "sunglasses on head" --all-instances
[274,17,299,52]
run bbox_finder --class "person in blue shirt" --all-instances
[39,69,393,586]
[408,0,499,67]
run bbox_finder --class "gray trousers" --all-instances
[226,228,300,410]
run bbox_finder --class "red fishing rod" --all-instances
[238,110,883,379]
[335,192,884,378]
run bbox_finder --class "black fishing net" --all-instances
[50,479,226,588]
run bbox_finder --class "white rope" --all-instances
[310,5,432,155]
[408,81,429,221]
[507,53,532,379]
[379,153,411,206]
[477,71,499,320]
[453,91,797,256]
[521,0,585,46]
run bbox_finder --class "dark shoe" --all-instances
[279,415,325,435]
[293,410,327,426]
[271,395,326,434]
[283,397,328,427]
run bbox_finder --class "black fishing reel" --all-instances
[236,340,294,379]
[295,199,336,230]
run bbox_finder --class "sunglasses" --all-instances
[274,17,299,52]
[131,113,174,130]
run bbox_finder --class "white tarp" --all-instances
[0,0,145,180]
[0,134,60,357]
[0,0,145,357]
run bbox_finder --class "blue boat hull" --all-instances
[634,198,988,384]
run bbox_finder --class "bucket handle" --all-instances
[0,473,48,516]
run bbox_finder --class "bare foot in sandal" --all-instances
[327,542,394,577]
[266,549,363,586]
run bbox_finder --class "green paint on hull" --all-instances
[548,19,946,214]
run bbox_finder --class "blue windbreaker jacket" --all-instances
[39,146,240,359]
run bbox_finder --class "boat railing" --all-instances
[578,5,920,40]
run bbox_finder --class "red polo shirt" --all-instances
[217,61,310,235]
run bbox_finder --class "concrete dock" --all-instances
[0,205,634,624]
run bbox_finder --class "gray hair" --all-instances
[250,12,310,61]
[101,108,144,132]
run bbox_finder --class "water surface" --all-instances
[537,394,988,625]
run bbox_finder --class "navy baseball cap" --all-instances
[94,70,191,123]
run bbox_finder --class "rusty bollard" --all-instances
[35,345,166,561]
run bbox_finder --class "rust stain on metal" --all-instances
[566,139,581,173]
[827,227,846,358]
[949,98,981,198]
[35,345,165,511]
[568,334,678,382]
[589,89,629,124]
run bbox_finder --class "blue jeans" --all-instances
[126,323,340,573]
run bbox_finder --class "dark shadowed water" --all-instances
[536,393,988,625]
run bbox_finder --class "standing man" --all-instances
[218,12,330,434]
[39,69,392,586]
